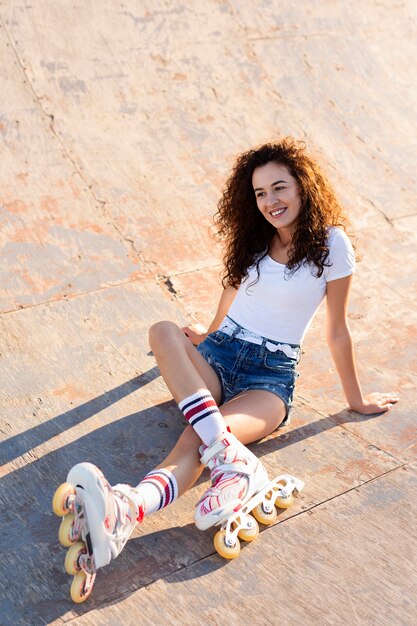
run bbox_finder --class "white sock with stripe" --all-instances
[178,389,226,446]
[135,468,178,516]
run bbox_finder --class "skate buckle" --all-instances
[137,504,145,524]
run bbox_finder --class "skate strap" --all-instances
[211,462,252,477]
[200,436,254,478]
[113,484,144,523]
[200,436,233,466]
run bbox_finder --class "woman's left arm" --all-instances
[326,276,399,414]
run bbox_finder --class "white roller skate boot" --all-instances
[194,431,269,530]
[52,462,144,603]
[195,432,305,559]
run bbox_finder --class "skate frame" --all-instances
[221,474,305,547]
[65,492,97,597]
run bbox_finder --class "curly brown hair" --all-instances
[215,137,353,288]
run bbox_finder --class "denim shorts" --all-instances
[197,318,300,425]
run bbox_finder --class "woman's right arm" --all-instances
[182,283,238,345]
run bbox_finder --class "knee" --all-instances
[148,320,181,352]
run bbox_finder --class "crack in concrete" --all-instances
[295,394,405,465]
[1,16,109,201]
[1,15,157,278]
[246,24,405,42]
[108,219,153,268]
[290,462,407,517]
[392,211,417,221]
[160,275,178,297]
[0,262,224,316]
[0,276,156,315]
[362,197,394,226]
[62,462,407,622]
[165,264,222,279]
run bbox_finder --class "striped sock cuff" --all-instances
[140,469,178,511]
[178,390,219,429]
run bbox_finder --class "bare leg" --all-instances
[148,321,286,499]
[154,390,287,497]
[149,321,222,403]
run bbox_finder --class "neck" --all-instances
[276,230,293,248]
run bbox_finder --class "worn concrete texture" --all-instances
[0,1,416,625]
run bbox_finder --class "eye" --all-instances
[274,185,285,191]
[255,191,265,198]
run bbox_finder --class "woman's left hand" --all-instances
[349,392,400,414]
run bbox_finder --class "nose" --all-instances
[266,190,280,207]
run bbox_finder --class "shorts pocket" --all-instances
[263,352,296,376]
[207,330,228,346]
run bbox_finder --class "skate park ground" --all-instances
[1,1,416,624]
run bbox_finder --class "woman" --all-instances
[53,138,399,601]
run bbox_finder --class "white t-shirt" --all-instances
[227,227,356,345]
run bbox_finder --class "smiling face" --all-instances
[252,162,302,237]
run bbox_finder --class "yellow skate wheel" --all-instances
[52,482,75,516]
[70,571,92,603]
[59,513,77,547]
[238,517,259,542]
[252,503,278,526]
[65,541,86,575]
[213,530,241,559]
[275,492,294,509]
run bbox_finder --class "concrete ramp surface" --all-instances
[1,1,416,624]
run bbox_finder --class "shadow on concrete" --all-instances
[0,371,385,624]
[0,367,160,466]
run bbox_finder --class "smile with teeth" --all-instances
[270,207,287,217]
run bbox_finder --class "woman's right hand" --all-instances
[181,322,208,346]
